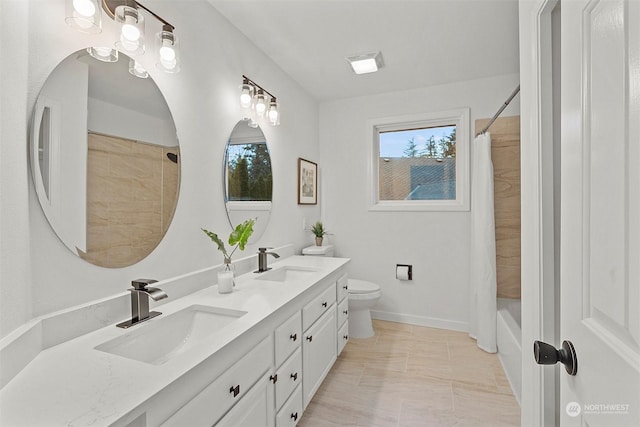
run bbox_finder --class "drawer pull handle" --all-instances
[270,374,278,384]
[230,384,240,398]
[343,310,348,315]
[322,302,327,308]
[306,335,313,342]
[290,372,298,381]
[290,333,297,342]
[344,334,349,340]
[343,285,348,290]
[291,412,298,421]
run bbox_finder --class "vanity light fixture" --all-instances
[239,75,280,126]
[347,51,384,75]
[65,0,181,73]
[65,0,102,34]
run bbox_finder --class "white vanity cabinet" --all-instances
[336,273,349,355]
[161,336,273,427]
[302,283,337,408]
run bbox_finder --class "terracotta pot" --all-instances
[315,236,323,246]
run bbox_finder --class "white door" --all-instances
[560,0,640,425]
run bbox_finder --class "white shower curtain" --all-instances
[468,132,497,353]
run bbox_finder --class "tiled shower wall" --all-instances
[476,116,521,299]
[82,132,179,268]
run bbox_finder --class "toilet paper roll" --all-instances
[396,265,410,281]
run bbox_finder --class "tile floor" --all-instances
[298,319,520,427]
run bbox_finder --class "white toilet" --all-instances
[302,245,381,338]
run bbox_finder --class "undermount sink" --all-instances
[96,305,247,365]
[254,266,318,283]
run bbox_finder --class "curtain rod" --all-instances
[476,85,521,137]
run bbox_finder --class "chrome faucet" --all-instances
[255,247,280,273]
[116,279,168,329]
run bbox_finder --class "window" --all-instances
[369,108,469,211]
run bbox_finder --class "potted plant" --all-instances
[309,221,329,246]
[202,218,255,293]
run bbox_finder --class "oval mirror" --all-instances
[29,49,180,268]
[224,120,272,241]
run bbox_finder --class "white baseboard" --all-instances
[370,310,468,333]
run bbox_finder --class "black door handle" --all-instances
[533,340,578,375]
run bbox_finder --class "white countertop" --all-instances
[0,255,349,426]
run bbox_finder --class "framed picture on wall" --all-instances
[298,158,317,205]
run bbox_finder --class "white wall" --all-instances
[319,74,519,330]
[0,0,320,338]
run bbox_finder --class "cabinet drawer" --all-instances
[336,274,348,303]
[276,385,303,427]
[162,336,273,426]
[275,311,301,367]
[337,320,349,355]
[302,283,336,331]
[337,297,348,328]
[275,348,302,410]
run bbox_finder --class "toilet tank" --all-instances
[302,245,334,257]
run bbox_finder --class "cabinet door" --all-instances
[216,374,274,427]
[302,306,337,408]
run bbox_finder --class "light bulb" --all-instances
[155,29,180,73]
[159,45,176,62]
[254,91,266,117]
[122,19,140,41]
[268,101,279,125]
[73,0,95,17]
[240,84,253,109]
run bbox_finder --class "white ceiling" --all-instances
[208,0,520,102]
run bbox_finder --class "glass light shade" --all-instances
[254,90,267,117]
[129,59,149,78]
[240,84,254,109]
[65,0,101,34]
[87,46,118,63]
[115,6,145,56]
[156,30,181,73]
[268,100,280,125]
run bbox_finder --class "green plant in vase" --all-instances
[202,218,256,294]
[309,221,330,246]
[202,218,256,269]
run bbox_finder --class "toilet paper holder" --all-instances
[396,264,412,280]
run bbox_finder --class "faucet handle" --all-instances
[258,247,273,253]
[131,278,158,290]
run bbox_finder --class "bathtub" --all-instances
[497,298,521,404]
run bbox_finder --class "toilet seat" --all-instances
[348,279,380,294]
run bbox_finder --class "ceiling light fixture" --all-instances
[347,51,384,75]
[65,0,180,73]
[239,75,280,126]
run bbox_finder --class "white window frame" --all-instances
[368,108,470,211]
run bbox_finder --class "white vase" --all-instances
[217,270,234,294]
